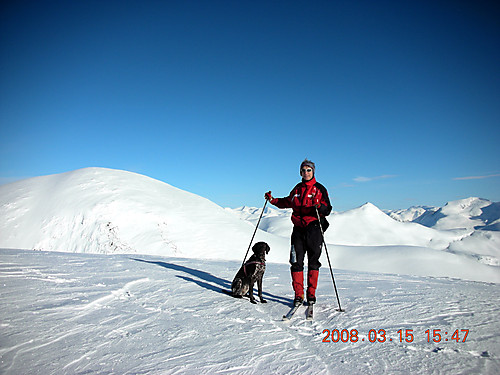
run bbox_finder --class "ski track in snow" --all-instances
[1,249,499,374]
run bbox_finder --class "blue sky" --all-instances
[1,0,499,211]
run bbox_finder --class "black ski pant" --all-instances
[289,222,322,272]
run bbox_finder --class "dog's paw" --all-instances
[250,299,257,304]
[260,299,267,303]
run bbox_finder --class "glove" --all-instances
[265,191,273,201]
[313,196,322,209]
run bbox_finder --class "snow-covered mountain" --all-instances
[385,205,438,222]
[232,198,500,268]
[1,167,499,283]
[414,197,500,231]
[1,168,500,374]
[384,198,500,267]
[0,167,286,263]
[386,197,500,231]
[226,205,293,236]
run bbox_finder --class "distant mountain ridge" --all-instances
[385,197,500,231]
[230,198,500,268]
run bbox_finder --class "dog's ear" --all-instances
[265,243,270,254]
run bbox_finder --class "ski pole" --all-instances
[242,199,268,266]
[315,206,345,312]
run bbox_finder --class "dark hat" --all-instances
[300,159,315,173]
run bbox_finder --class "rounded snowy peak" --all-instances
[0,167,282,260]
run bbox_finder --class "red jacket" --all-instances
[270,177,332,228]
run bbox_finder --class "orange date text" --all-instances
[322,329,469,343]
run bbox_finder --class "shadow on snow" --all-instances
[130,258,291,306]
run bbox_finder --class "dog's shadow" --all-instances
[130,258,290,306]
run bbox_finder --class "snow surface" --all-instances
[1,167,499,373]
[1,249,499,374]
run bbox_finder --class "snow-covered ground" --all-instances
[1,249,499,374]
[1,167,499,373]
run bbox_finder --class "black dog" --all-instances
[231,242,270,304]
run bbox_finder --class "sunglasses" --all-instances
[301,168,313,173]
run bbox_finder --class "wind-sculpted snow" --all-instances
[1,167,499,283]
[0,249,499,374]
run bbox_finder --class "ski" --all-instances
[306,303,314,320]
[282,304,301,321]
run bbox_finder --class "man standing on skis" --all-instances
[265,159,332,307]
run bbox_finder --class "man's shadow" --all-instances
[131,258,290,306]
